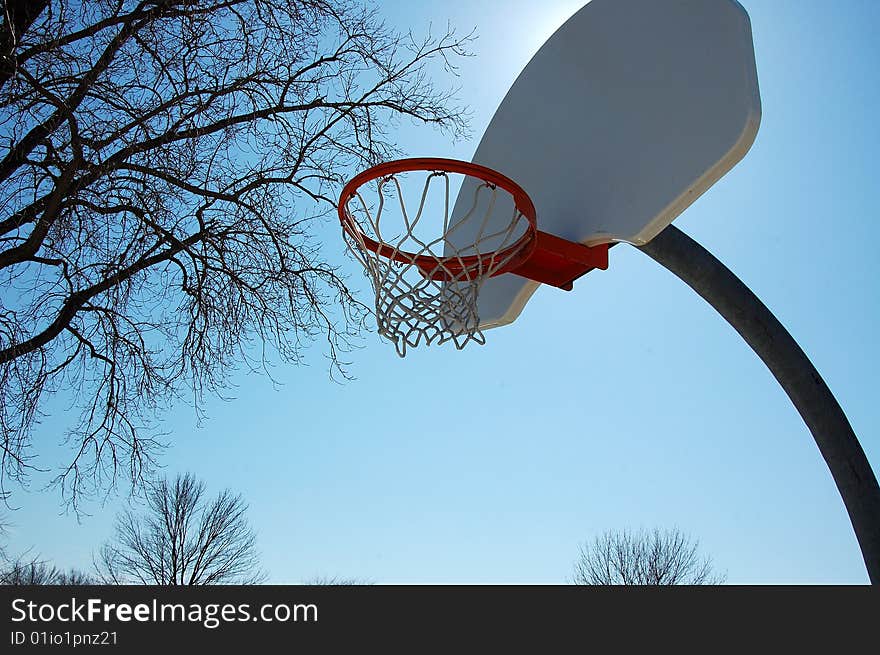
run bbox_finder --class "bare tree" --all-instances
[56,567,95,584]
[303,575,373,585]
[0,0,470,504]
[1,556,94,584]
[571,528,725,585]
[1,557,62,584]
[0,517,94,584]
[97,472,266,584]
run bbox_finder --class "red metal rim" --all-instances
[338,158,538,280]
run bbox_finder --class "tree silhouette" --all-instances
[1,516,94,584]
[571,528,725,585]
[97,472,266,584]
[0,0,470,504]
[1,557,94,585]
[303,575,373,585]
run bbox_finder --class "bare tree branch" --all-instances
[0,514,95,583]
[96,472,266,584]
[0,0,472,506]
[0,556,95,584]
[571,528,726,585]
[0,0,50,89]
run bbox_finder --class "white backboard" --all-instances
[450,0,761,329]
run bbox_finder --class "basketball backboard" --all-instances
[450,0,762,329]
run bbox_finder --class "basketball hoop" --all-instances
[339,158,608,356]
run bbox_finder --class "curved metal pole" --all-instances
[637,225,880,584]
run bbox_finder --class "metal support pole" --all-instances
[637,225,880,583]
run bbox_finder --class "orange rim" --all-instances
[338,158,538,280]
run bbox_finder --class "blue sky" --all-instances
[4,0,879,583]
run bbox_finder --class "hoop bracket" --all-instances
[509,232,609,291]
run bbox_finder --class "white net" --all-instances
[342,169,532,356]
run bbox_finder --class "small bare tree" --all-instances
[1,558,62,584]
[571,528,725,585]
[0,0,470,504]
[97,472,265,584]
[1,517,94,584]
[1,557,94,584]
[304,575,373,585]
